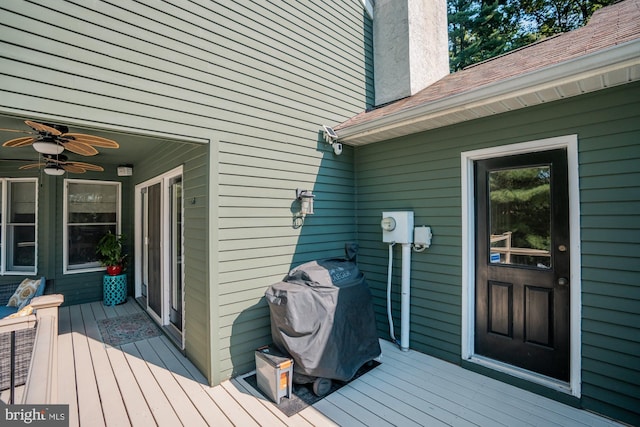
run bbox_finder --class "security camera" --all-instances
[332,142,343,155]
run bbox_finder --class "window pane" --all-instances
[68,211,117,223]
[489,166,551,268]
[10,181,36,223]
[8,225,35,270]
[68,182,118,223]
[66,180,119,271]
[68,224,116,268]
[7,181,36,271]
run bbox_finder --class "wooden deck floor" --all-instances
[16,298,623,426]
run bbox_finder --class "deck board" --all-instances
[360,365,483,426]
[0,384,24,404]
[206,382,262,426]
[331,383,416,427]
[120,341,182,427]
[377,348,534,426]
[221,379,288,426]
[79,304,131,427]
[344,376,449,427]
[310,398,368,426]
[68,304,106,427]
[57,306,79,426]
[150,336,234,426]
[43,298,626,426]
[104,343,155,426]
[134,338,209,427]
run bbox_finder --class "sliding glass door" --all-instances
[136,167,184,343]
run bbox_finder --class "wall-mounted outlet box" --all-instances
[414,226,432,247]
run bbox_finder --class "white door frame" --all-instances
[134,166,185,345]
[460,135,582,397]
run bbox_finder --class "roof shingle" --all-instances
[337,0,640,132]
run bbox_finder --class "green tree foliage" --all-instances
[448,0,616,71]
[489,167,551,264]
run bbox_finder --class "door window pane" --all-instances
[66,180,120,271]
[169,177,183,329]
[489,166,551,268]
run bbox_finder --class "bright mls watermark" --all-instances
[1,401,68,426]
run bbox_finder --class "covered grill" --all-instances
[265,244,381,392]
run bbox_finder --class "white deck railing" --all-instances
[0,294,63,404]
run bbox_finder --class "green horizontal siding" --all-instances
[355,82,640,425]
[577,90,640,424]
[0,0,372,386]
[0,0,371,136]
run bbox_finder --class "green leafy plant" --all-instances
[96,231,127,268]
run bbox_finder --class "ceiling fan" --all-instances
[1,120,118,156]
[18,154,104,175]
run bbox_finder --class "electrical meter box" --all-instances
[255,346,293,404]
[381,211,414,244]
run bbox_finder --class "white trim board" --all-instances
[134,165,185,350]
[460,135,582,397]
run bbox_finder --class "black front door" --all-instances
[475,149,570,381]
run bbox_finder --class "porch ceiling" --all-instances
[0,114,183,174]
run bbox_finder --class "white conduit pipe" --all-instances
[386,242,398,345]
[400,243,411,352]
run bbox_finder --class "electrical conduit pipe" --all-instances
[400,243,411,352]
[386,241,412,352]
[386,242,398,346]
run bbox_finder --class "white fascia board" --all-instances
[363,0,374,20]
[340,39,640,145]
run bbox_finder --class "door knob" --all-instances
[558,277,569,286]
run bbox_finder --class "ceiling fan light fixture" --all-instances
[44,165,65,176]
[33,140,64,155]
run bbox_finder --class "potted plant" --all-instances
[96,231,127,276]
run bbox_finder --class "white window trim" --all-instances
[0,178,38,275]
[460,135,582,397]
[63,179,121,275]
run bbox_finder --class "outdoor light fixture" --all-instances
[43,165,65,176]
[32,139,64,155]
[297,189,315,216]
[117,165,133,176]
[294,188,315,228]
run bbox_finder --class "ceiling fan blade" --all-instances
[18,163,44,170]
[0,127,36,135]
[63,133,119,148]
[69,161,104,171]
[3,136,36,147]
[62,164,86,174]
[24,120,62,136]
[42,156,65,164]
[61,140,98,156]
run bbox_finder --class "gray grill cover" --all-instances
[266,257,381,382]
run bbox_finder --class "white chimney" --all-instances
[373,0,449,106]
